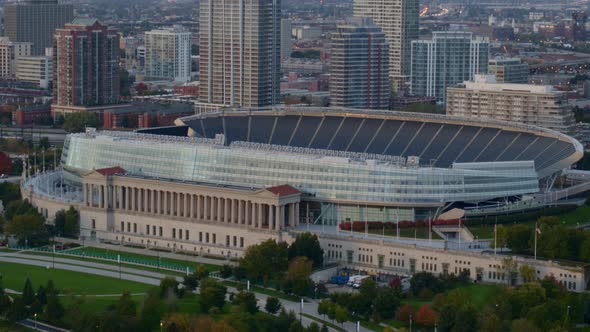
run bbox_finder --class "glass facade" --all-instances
[62,131,540,207]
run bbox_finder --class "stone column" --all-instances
[278,205,285,230]
[177,192,182,217]
[99,185,104,209]
[269,205,275,230]
[289,203,295,227]
[190,194,195,219]
[238,200,243,225]
[196,195,202,220]
[250,202,256,228]
[217,197,223,222]
[230,199,236,224]
[295,203,300,226]
[164,191,169,215]
[257,203,263,229]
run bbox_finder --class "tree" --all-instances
[220,264,233,279]
[283,256,313,296]
[164,313,191,332]
[493,225,509,251]
[519,264,536,283]
[478,307,504,332]
[580,236,590,262]
[38,137,50,151]
[232,291,258,314]
[199,278,227,312]
[139,290,164,331]
[453,305,478,332]
[395,304,415,323]
[54,210,66,235]
[63,112,99,133]
[22,277,35,306]
[288,232,324,268]
[5,213,49,246]
[63,206,79,237]
[318,300,331,319]
[159,276,182,298]
[510,319,541,332]
[506,224,533,254]
[7,297,28,322]
[116,291,137,317]
[416,304,437,327]
[372,287,401,320]
[44,287,64,324]
[194,264,209,279]
[265,296,282,314]
[0,151,12,175]
[410,272,444,295]
[306,322,321,332]
[334,305,348,326]
[240,239,289,284]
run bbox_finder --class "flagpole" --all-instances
[494,222,497,256]
[534,221,538,260]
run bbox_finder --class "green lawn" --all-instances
[23,250,185,277]
[444,284,502,308]
[467,204,590,239]
[65,246,221,272]
[0,262,150,295]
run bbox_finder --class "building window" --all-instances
[127,222,131,232]
[121,221,124,232]
[212,234,216,244]
[206,233,209,243]
[159,227,163,237]
[92,219,96,229]
[226,235,230,246]
[146,225,150,235]
[199,232,203,242]
[133,223,137,233]
[172,228,176,239]
[153,226,156,235]
[240,237,244,248]
[185,230,189,240]
[179,229,183,239]
[233,236,237,247]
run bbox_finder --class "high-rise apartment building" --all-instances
[0,37,32,79]
[4,0,74,55]
[52,19,120,116]
[281,19,292,60]
[354,0,419,91]
[16,53,53,89]
[447,75,574,134]
[410,30,489,104]
[330,18,390,109]
[199,0,281,109]
[145,27,191,82]
[488,57,529,84]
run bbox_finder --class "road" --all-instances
[0,127,67,145]
[0,252,370,332]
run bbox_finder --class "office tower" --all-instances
[330,18,390,109]
[281,18,292,59]
[447,75,574,134]
[199,0,281,109]
[16,54,53,89]
[52,19,120,116]
[410,30,489,104]
[145,27,192,82]
[488,57,529,84]
[354,0,419,92]
[0,37,32,79]
[4,0,74,55]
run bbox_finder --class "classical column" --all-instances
[250,202,256,227]
[99,185,104,209]
[295,203,300,226]
[217,197,223,222]
[257,203,263,229]
[269,205,275,230]
[196,195,202,220]
[289,203,295,227]
[278,205,285,230]
[190,194,195,219]
[150,189,155,213]
[230,199,236,224]
[164,191,169,215]
[177,192,182,217]
[224,198,229,223]
[238,200,243,225]
[204,196,209,220]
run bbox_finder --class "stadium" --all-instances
[61,107,582,223]
[21,107,589,290]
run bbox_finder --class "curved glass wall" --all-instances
[62,131,540,205]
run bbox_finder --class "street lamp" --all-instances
[409,314,413,332]
[34,313,37,328]
[160,320,164,332]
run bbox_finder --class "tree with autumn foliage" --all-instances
[415,304,437,327]
[0,151,12,176]
[395,304,415,323]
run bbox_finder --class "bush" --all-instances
[265,296,282,314]
[395,304,415,323]
[219,264,233,279]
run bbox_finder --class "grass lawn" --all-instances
[65,246,221,272]
[302,313,346,332]
[444,284,502,308]
[61,293,201,315]
[0,262,150,295]
[0,320,35,331]
[23,250,185,277]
